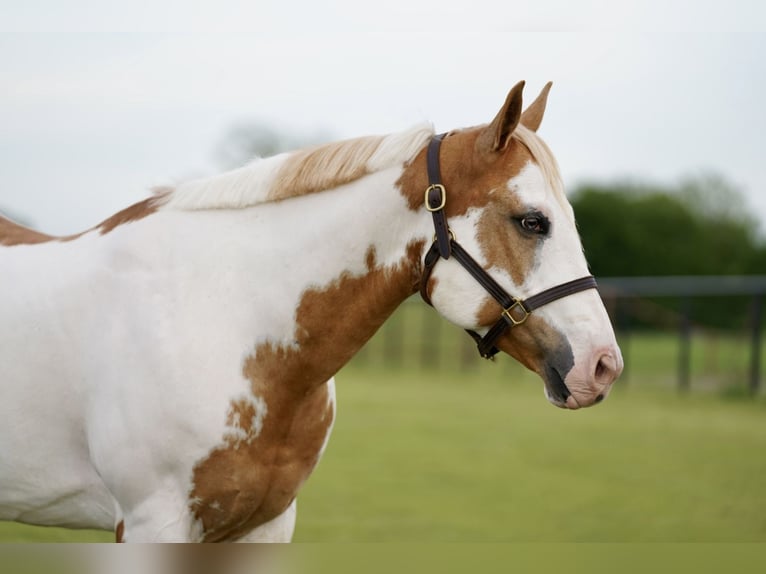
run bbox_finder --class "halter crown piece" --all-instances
[419,134,599,360]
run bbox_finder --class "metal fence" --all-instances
[599,276,765,395]
[352,276,766,395]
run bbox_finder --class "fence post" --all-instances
[678,297,692,392]
[750,294,763,395]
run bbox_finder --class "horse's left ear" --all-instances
[520,81,553,132]
[478,81,525,153]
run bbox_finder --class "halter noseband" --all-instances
[419,133,599,362]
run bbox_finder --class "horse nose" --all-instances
[562,347,623,409]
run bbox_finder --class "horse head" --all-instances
[409,82,623,409]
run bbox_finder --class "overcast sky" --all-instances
[1,0,764,236]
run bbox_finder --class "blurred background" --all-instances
[1,0,765,543]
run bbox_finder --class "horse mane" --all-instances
[157,122,571,221]
[161,124,435,211]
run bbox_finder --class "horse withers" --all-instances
[0,82,622,542]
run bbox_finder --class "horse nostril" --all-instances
[594,353,619,386]
[594,394,604,404]
[595,359,606,380]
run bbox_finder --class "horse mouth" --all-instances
[544,386,584,409]
[543,365,578,409]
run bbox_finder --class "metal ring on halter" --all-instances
[432,229,456,243]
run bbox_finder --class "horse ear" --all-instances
[520,81,552,132]
[478,81,525,153]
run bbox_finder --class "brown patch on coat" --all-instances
[396,116,533,215]
[0,216,56,246]
[189,240,425,542]
[115,520,125,543]
[474,204,537,286]
[190,380,334,542]
[476,298,564,375]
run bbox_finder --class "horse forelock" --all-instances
[160,124,435,212]
[511,125,573,223]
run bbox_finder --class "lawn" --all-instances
[2,354,765,542]
[293,364,766,542]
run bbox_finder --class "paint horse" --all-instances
[0,82,622,542]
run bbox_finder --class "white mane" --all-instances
[155,122,570,222]
[160,124,435,211]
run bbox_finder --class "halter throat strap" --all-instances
[419,134,598,361]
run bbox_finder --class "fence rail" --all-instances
[599,275,764,394]
[598,275,766,297]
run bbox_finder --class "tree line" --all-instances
[570,174,766,277]
[569,175,765,330]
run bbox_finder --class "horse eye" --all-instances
[519,214,549,234]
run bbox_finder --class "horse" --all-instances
[0,82,622,542]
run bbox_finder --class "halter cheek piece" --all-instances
[419,133,599,361]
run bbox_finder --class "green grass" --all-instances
[293,365,766,542]
[2,329,765,542]
[0,522,111,542]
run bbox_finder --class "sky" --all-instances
[1,0,765,236]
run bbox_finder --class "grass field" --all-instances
[293,364,766,542]
[2,342,765,543]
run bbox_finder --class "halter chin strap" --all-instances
[419,134,599,360]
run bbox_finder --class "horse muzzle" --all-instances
[544,345,623,410]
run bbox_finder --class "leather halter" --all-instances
[419,133,599,360]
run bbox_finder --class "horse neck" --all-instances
[229,167,431,387]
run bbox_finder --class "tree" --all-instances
[570,175,764,277]
[570,175,766,329]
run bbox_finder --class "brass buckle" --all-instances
[502,299,530,326]
[425,184,446,211]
